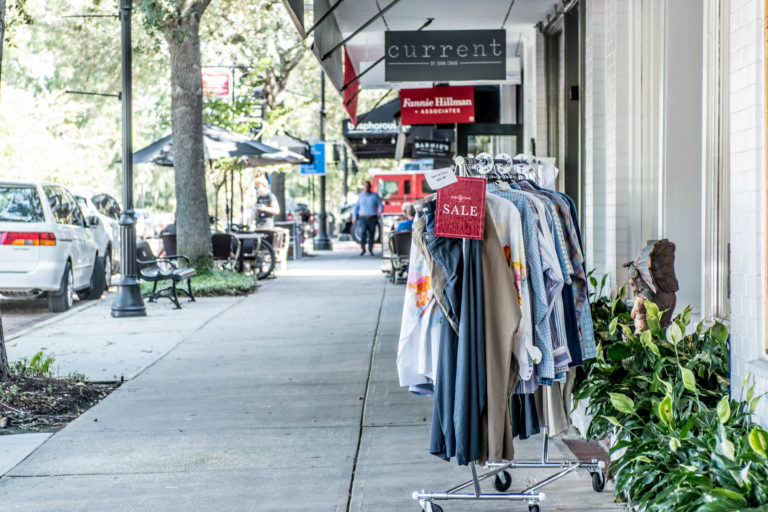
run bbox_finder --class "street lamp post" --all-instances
[314,70,332,251]
[111,0,146,317]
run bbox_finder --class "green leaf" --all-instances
[721,438,736,460]
[654,374,674,395]
[608,317,618,335]
[680,464,698,472]
[669,437,681,452]
[666,322,683,345]
[589,275,597,288]
[603,416,622,428]
[606,342,632,362]
[633,455,653,463]
[749,396,760,414]
[657,395,674,427]
[644,301,660,319]
[609,392,636,415]
[680,366,697,392]
[749,426,768,457]
[716,396,731,424]
[641,330,661,357]
[711,322,729,344]
[620,323,635,340]
[712,488,747,504]
[680,306,691,326]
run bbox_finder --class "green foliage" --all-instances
[12,351,55,377]
[577,274,768,510]
[140,269,257,297]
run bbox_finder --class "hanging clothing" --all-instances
[487,183,556,387]
[479,209,522,462]
[484,194,535,381]
[423,201,486,466]
[412,207,459,335]
[396,239,441,395]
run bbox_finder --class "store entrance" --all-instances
[457,123,523,157]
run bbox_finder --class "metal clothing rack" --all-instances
[413,427,606,512]
[412,155,606,512]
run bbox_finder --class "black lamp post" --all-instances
[111,0,146,317]
[314,70,332,251]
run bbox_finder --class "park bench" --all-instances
[136,240,196,309]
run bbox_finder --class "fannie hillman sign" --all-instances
[385,30,507,82]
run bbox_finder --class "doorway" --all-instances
[457,123,524,157]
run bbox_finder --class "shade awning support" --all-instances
[354,89,394,126]
[320,0,402,61]
[303,0,349,38]
[339,17,433,92]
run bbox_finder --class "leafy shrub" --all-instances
[576,285,768,511]
[12,351,55,377]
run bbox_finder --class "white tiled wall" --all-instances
[729,0,768,425]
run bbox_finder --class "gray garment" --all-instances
[423,201,486,466]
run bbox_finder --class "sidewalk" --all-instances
[0,243,621,511]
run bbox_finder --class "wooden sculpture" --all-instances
[623,239,679,333]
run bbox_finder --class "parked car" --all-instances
[0,181,106,312]
[72,188,121,288]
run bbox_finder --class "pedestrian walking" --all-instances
[254,175,280,229]
[353,180,383,256]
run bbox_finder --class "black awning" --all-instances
[343,99,454,162]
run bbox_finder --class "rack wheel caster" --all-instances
[493,470,512,491]
[592,471,606,492]
[426,504,444,512]
[528,505,541,512]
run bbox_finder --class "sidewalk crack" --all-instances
[345,283,386,512]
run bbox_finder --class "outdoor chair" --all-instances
[212,233,240,271]
[388,230,412,284]
[136,240,196,309]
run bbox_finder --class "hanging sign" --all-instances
[435,177,486,239]
[401,86,475,125]
[202,73,230,98]
[413,139,452,158]
[300,143,326,175]
[424,167,458,190]
[385,30,506,82]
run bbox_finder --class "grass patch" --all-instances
[140,269,258,298]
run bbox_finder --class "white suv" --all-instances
[0,181,105,312]
[72,188,121,289]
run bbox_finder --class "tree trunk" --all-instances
[0,0,7,100]
[271,171,286,222]
[166,14,211,270]
[0,307,10,382]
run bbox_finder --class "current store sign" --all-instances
[385,30,506,82]
[400,86,475,125]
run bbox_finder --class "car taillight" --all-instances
[0,232,57,246]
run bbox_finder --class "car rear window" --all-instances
[0,186,45,223]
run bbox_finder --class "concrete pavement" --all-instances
[0,243,620,511]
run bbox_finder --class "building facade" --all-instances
[286,0,768,425]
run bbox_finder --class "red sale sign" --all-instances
[435,177,486,239]
[202,73,230,98]
[400,86,475,125]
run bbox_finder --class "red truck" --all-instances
[369,169,434,216]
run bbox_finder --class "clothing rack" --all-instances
[411,153,606,512]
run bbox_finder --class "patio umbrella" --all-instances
[133,123,283,166]
[133,124,307,228]
[241,133,310,167]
